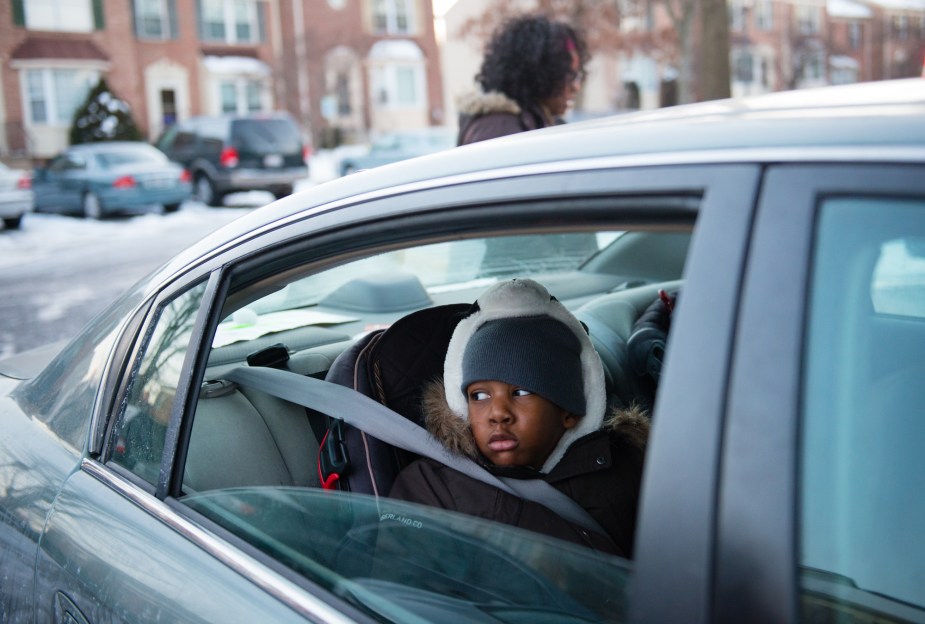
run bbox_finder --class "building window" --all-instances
[200,0,263,44]
[371,64,425,109]
[796,5,820,35]
[728,0,747,32]
[22,68,98,126]
[734,51,754,83]
[23,0,93,32]
[848,22,862,50]
[135,0,175,38]
[336,74,352,115]
[372,0,414,34]
[219,78,267,114]
[893,14,909,41]
[754,0,773,31]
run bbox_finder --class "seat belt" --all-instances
[224,366,608,538]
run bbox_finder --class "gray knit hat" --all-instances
[443,278,607,473]
[461,316,585,415]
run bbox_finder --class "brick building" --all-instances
[0,0,444,161]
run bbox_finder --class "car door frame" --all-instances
[712,163,925,623]
[73,159,762,622]
[167,161,762,619]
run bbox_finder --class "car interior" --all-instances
[105,225,691,620]
[178,231,688,498]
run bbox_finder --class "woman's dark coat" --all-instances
[456,91,555,146]
[389,381,649,557]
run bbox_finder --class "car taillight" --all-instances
[16,175,30,190]
[112,175,137,189]
[220,147,239,168]
[303,146,313,164]
[180,169,192,183]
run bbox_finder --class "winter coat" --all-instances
[456,91,556,146]
[389,381,650,557]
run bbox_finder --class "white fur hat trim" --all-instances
[443,278,606,473]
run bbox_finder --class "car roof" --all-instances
[158,78,925,284]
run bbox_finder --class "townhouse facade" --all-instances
[441,0,924,121]
[0,0,444,161]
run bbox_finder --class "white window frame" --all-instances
[201,0,261,44]
[135,0,173,39]
[372,0,415,35]
[796,5,820,35]
[754,0,773,31]
[18,65,101,127]
[370,62,426,110]
[217,78,270,114]
[24,0,93,32]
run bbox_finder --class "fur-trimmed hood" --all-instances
[456,90,522,117]
[438,278,609,473]
[423,379,650,468]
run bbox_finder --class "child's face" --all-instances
[467,380,579,470]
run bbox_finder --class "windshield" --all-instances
[184,487,631,623]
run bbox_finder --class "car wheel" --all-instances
[2,215,23,230]
[83,192,103,219]
[163,202,181,214]
[194,175,222,207]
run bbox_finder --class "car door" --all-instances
[709,163,925,623]
[34,276,362,624]
[33,153,82,212]
[37,160,763,623]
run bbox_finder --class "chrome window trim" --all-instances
[82,459,358,624]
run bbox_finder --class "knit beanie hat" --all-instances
[443,278,606,473]
[461,316,586,416]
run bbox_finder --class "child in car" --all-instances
[389,278,649,557]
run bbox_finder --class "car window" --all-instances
[95,147,167,167]
[232,118,301,153]
[177,219,695,621]
[184,488,631,623]
[110,281,208,484]
[801,197,925,621]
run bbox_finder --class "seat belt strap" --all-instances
[224,366,608,537]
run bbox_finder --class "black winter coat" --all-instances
[388,381,649,557]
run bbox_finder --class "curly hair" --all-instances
[476,14,589,109]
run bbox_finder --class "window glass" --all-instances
[801,197,925,621]
[24,69,97,126]
[111,282,208,484]
[136,0,172,38]
[185,224,695,621]
[220,82,237,114]
[185,488,631,623]
[25,0,93,31]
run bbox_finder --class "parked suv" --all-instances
[155,112,309,206]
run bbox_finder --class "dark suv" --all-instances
[155,112,308,206]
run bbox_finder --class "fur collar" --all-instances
[457,90,521,117]
[422,380,650,467]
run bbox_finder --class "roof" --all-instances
[158,79,925,284]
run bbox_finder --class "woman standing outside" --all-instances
[457,14,589,146]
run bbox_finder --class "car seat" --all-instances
[574,281,679,412]
[319,303,471,496]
